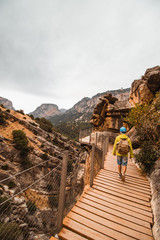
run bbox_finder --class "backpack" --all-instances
[117,138,130,155]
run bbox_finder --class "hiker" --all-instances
[112,127,133,181]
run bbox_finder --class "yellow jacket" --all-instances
[112,134,133,158]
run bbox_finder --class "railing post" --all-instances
[106,135,109,154]
[57,151,68,233]
[90,143,95,187]
[95,132,98,146]
[101,135,107,169]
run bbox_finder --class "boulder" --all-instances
[129,66,160,105]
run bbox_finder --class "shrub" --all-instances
[0,104,5,108]
[35,117,53,133]
[12,130,29,152]
[0,196,11,214]
[26,200,37,215]
[124,92,160,173]
[12,130,32,169]
[42,153,49,160]
[1,164,9,170]
[0,223,21,240]
[6,109,10,113]
[135,141,158,174]
[16,109,24,115]
[29,114,34,120]
[0,110,6,125]
[8,181,16,189]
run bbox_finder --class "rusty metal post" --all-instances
[57,151,68,232]
[90,143,95,187]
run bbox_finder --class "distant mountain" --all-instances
[60,108,67,113]
[30,103,61,119]
[0,97,15,110]
[50,88,130,125]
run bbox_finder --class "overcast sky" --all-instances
[0,0,160,113]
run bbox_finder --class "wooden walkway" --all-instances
[57,146,153,239]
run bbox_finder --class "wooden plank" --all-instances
[58,228,88,240]
[90,188,151,212]
[99,169,150,186]
[86,190,152,218]
[82,193,153,223]
[99,173,151,189]
[79,196,151,228]
[102,163,148,176]
[95,174,151,193]
[100,166,148,180]
[93,183,150,203]
[104,165,146,177]
[94,178,151,199]
[71,205,153,240]
[75,200,152,236]
[67,211,135,240]
[93,184,151,207]
[63,217,112,240]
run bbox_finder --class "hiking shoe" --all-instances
[122,173,125,182]
[119,173,122,179]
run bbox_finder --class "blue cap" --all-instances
[120,127,126,133]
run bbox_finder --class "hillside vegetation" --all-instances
[125,92,160,173]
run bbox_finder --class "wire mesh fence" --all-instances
[0,148,87,240]
[0,156,62,240]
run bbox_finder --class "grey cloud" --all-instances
[0,0,160,112]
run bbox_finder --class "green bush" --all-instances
[1,164,9,170]
[135,141,158,174]
[124,92,160,173]
[12,130,29,152]
[8,181,16,189]
[42,153,49,160]
[16,109,24,115]
[26,200,37,215]
[12,130,32,169]
[0,223,21,240]
[0,110,6,125]
[0,196,11,214]
[35,117,53,133]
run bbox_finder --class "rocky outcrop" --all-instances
[90,66,160,133]
[0,97,15,110]
[30,103,61,119]
[50,88,130,125]
[90,93,132,132]
[130,66,160,105]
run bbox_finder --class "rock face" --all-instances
[30,103,61,118]
[90,66,160,132]
[50,88,130,125]
[130,66,160,105]
[90,92,132,132]
[0,97,15,110]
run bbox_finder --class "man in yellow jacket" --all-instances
[113,127,133,181]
